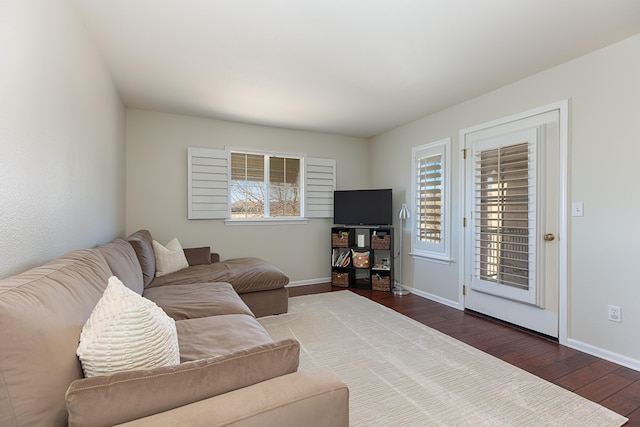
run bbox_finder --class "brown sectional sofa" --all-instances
[0,231,349,426]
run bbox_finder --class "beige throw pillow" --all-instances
[153,238,189,277]
[77,276,180,377]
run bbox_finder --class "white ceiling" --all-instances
[72,0,640,138]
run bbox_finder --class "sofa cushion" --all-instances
[240,287,289,318]
[77,276,180,377]
[96,238,144,294]
[152,238,189,277]
[0,249,111,427]
[65,339,300,427]
[142,282,254,320]
[183,246,212,266]
[148,257,289,294]
[126,229,156,288]
[176,314,274,362]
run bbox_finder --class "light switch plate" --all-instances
[572,202,584,217]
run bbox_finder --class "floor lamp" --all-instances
[393,203,410,296]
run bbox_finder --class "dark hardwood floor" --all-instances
[289,284,640,425]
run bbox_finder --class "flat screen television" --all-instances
[333,189,393,226]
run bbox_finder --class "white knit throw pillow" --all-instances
[153,238,189,277]
[77,276,180,377]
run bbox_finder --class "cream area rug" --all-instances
[259,291,627,426]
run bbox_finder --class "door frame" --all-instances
[458,100,569,345]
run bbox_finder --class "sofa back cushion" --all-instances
[96,238,144,294]
[0,249,111,427]
[126,230,156,288]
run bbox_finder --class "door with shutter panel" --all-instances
[463,109,561,338]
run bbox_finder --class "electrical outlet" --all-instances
[608,305,622,323]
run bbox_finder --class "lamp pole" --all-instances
[393,203,410,296]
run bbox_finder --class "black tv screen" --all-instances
[333,189,393,226]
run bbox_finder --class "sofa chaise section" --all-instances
[126,229,290,317]
[98,238,255,320]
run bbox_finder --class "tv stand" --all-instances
[330,226,394,291]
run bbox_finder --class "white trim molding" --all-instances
[286,278,331,287]
[406,286,463,310]
[568,339,640,372]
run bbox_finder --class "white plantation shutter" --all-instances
[188,148,228,219]
[417,154,443,243]
[471,127,540,305]
[305,158,336,218]
[411,138,450,260]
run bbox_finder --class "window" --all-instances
[411,138,451,261]
[230,151,301,218]
[187,147,335,221]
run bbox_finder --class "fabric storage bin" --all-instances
[351,250,370,269]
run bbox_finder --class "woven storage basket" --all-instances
[332,271,349,287]
[371,234,391,250]
[372,274,391,291]
[332,232,350,248]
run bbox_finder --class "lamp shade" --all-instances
[399,203,410,220]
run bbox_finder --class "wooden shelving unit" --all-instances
[330,226,394,291]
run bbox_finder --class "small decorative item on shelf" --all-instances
[351,250,370,268]
[332,231,350,247]
[372,274,391,291]
[372,257,390,271]
[332,271,349,287]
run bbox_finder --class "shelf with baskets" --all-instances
[330,226,394,291]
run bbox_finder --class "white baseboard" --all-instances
[567,339,640,372]
[286,280,463,312]
[403,286,463,310]
[286,278,330,287]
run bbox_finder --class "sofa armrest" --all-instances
[116,367,349,427]
[182,247,212,266]
[181,246,220,264]
[66,339,300,427]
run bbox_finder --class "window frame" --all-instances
[410,138,452,263]
[227,148,306,223]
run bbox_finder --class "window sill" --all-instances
[225,218,309,226]
[409,252,453,265]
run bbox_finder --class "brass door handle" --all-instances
[544,233,555,241]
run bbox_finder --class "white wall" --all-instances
[125,110,369,283]
[0,0,125,279]
[370,35,640,365]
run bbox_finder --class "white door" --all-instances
[463,107,563,338]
